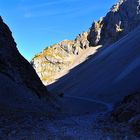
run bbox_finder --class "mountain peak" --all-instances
[110,0,124,12]
[88,0,140,46]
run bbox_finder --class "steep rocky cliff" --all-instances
[88,0,140,46]
[0,16,56,112]
[0,16,48,98]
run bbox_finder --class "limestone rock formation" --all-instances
[88,0,140,46]
[31,32,93,85]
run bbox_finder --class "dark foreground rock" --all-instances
[0,16,60,113]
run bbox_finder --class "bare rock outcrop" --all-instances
[88,0,140,46]
[32,0,140,86]
[31,32,90,84]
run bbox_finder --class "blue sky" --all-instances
[0,0,117,61]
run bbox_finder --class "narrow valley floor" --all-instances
[0,97,139,140]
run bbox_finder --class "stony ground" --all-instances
[0,108,139,140]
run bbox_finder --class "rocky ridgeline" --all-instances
[0,16,48,98]
[88,0,140,46]
[32,0,140,85]
[31,32,89,84]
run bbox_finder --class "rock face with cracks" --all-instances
[88,0,140,46]
[31,32,90,85]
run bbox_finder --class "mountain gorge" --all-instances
[31,0,140,138]
[0,0,140,139]
[32,0,140,105]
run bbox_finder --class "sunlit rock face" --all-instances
[31,32,90,85]
[32,0,140,86]
[0,16,49,98]
[88,0,140,46]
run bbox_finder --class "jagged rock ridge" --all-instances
[31,32,97,85]
[32,0,140,86]
[88,0,140,46]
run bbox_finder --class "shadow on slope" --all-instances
[48,27,140,108]
[47,47,112,115]
[47,47,103,92]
